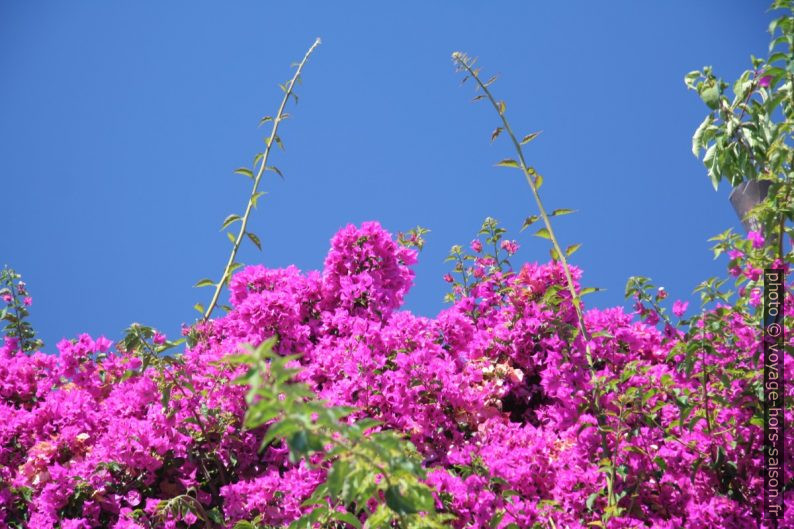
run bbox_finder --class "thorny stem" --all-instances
[452,52,619,514]
[203,38,321,321]
[455,253,470,295]
[451,54,590,345]
[488,224,502,270]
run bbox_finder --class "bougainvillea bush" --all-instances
[1,218,792,529]
[2,3,794,529]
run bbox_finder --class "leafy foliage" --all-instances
[0,267,42,354]
[227,337,453,529]
[687,1,794,255]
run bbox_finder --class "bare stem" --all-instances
[203,38,321,321]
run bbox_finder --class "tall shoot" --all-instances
[197,38,322,321]
[451,51,622,519]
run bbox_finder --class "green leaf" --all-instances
[234,168,254,178]
[586,492,599,510]
[194,278,214,288]
[385,486,418,515]
[497,100,506,114]
[550,208,576,217]
[769,51,787,65]
[489,510,506,528]
[161,385,172,410]
[491,127,503,142]
[580,287,602,296]
[691,114,711,157]
[206,508,224,525]
[700,83,720,109]
[520,131,542,144]
[495,159,520,169]
[251,191,267,208]
[330,511,362,529]
[365,504,392,527]
[565,243,582,256]
[287,430,311,461]
[221,214,242,230]
[266,166,284,179]
[227,232,237,244]
[534,227,551,240]
[702,144,719,190]
[520,215,539,231]
[732,71,753,102]
[246,231,262,251]
[258,116,274,126]
[261,419,300,446]
[193,303,205,314]
[622,444,645,455]
[684,70,702,88]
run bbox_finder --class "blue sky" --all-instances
[1,1,772,350]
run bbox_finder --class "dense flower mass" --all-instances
[0,221,792,528]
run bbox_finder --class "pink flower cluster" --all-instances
[0,221,792,528]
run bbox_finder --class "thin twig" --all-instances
[203,38,321,321]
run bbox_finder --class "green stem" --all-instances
[452,54,589,343]
[203,38,321,321]
[452,52,617,512]
[490,225,502,270]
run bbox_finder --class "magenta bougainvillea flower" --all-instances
[672,299,688,317]
[499,239,519,255]
[748,230,765,249]
[0,222,791,529]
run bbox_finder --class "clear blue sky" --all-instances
[1,1,772,350]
